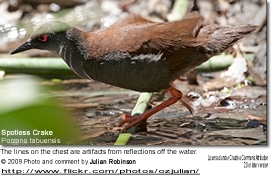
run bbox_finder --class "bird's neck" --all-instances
[57,28,90,78]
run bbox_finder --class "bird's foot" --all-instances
[118,113,147,133]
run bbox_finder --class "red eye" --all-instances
[38,35,48,42]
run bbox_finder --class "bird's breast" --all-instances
[81,52,173,92]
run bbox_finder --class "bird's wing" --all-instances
[83,12,204,58]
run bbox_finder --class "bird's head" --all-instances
[10,21,71,55]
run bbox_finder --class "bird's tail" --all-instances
[198,25,258,56]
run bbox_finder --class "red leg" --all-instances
[180,95,195,114]
[119,87,186,132]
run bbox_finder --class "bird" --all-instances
[10,11,257,132]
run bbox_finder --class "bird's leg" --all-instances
[119,87,192,132]
[180,95,195,114]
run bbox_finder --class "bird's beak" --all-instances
[10,39,34,55]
